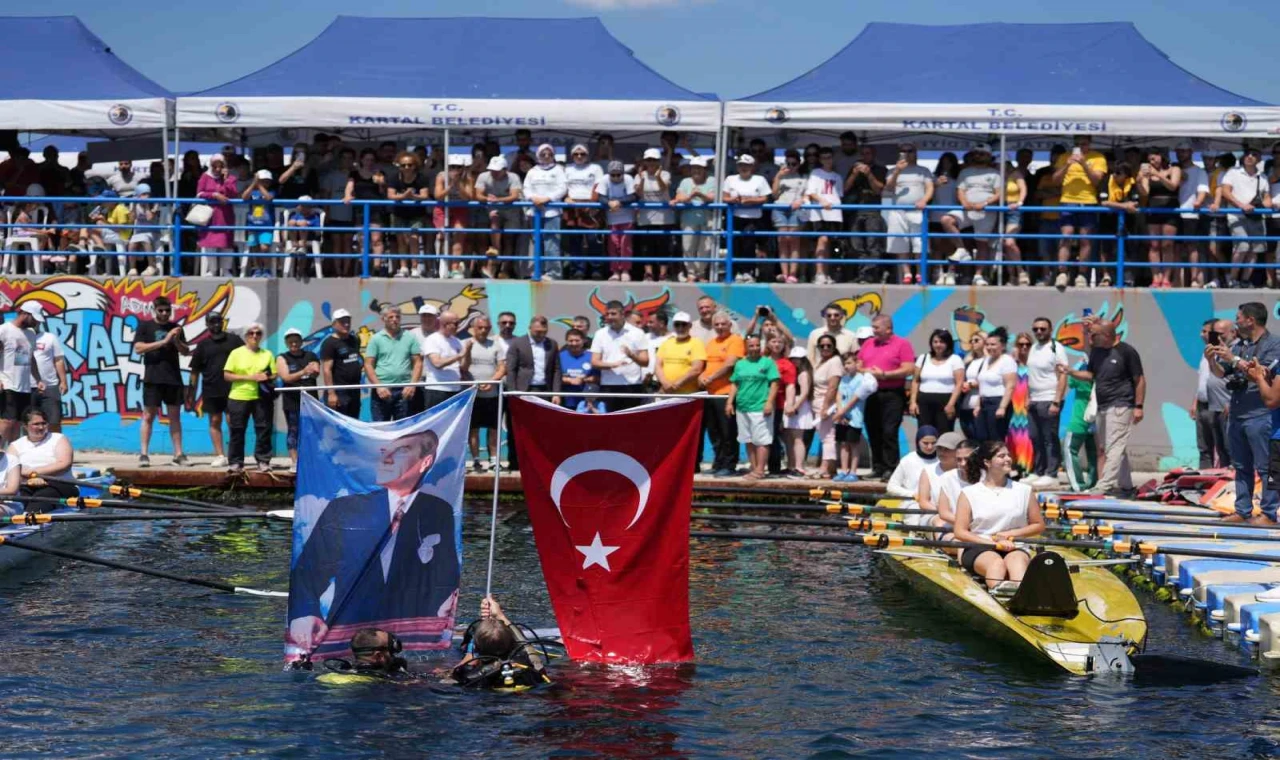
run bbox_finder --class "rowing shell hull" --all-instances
[0,518,99,574]
[879,543,1147,675]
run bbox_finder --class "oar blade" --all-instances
[1129,653,1258,685]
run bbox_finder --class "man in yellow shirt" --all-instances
[1050,135,1108,291]
[656,312,706,394]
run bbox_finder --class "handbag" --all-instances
[1082,387,1098,425]
[185,204,214,226]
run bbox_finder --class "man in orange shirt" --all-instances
[698,310,745,476]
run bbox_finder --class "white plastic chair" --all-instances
[3,207,47,274]
[282,208,325,279]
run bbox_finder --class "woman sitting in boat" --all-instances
[952,440,1045,589]
[915,431,967,526]
[885,425,939,502]
[933,438,979,531]
[0,442,23,515]
[7,409,77,501]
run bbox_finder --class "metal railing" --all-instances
[0,194,1274,285]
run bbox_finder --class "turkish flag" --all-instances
[511,396,701,664]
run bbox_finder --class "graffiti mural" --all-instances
[0,276,266,453]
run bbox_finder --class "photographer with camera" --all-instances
[1208,302,1280,524]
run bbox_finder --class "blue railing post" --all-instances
[919,209,930,286]
[532,205,543,281]
[724,208,735,282]
[1116,209,1126,288]
[360,203,371,279]
[171,205,182,275]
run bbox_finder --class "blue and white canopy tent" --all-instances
[0,16,172,134]
[177,16,719,135]
[727,22,1280,144]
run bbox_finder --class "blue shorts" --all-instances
[1004,210,1023,230]
[1058,210,1099,230]
[772,209,804,229]
[247,228,273,247]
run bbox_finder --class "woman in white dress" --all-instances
[782,346,815,478]
[952,440,1045,589]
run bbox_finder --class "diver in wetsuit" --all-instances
[317,627,418,684]
[450,596,551,691]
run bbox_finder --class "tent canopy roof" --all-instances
[193,16,713,102]
[741,22,1266,107]
[0,16,171,102]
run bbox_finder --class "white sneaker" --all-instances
[541,272,557,281]
[943,273,957,286]
[948,248,972,263]
[1033,475,1058,488]
[1074,274,1088,288]
[607,273,620,281]
[141,266,157,277]
[210,455,229,468]
[1258,585,1280,602]
[973,274,988,286]
[620,272,632,282]
[413,264,426,278]
[1054,272,1069,290]
[935,271,947,285]
[127,268,139,276]
[1017,271,1031,286]
[677,272,688,282]
[739,272,756,283]
[394,267,409,279]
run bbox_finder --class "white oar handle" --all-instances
[235,587,289,597]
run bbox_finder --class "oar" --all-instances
[692,484,886,503]
[693,500,927,516]
[0,535,286,596]
[35,474,245,513]
[9,494,233,514]
[1044,506,1280,532]
[1038,501,1222,518]
[4,510,293,524]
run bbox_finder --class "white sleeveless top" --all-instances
[11,433,70,479]
[960,479,1032,536]
[936,469,972,517]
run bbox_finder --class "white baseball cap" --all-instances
[256,169,273,180]
[789,347,807,359]
[448,155,468,167]
[736,154,756,165]
[487,156,508,171]
[284,327,303,339]
[332,308,352,321]
[973,143,992,153]
[418,303,440,316]
[19,302,45,322]
[672,311,692,324]
[298,195,313,202]
[854,326,874,340]
[643,148,662,160]
[690,156,709,168]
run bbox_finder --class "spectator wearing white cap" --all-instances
[562,144,605,280]
[521,144,568,280]
[319,308,362,419]
[25,304,68,433]
[592,161,637,281]
[954,144,1001,286]
[475,155,523,279]
[277,327,320,469]
[635,147,675,282]
[434,154,472,279]
[186,311,243,467]
[781,345,815,477]
[0,304,41,445]
[722,154,772,283]
[241,168,276,278]
[675,156,718,282]
[883,144,934,284]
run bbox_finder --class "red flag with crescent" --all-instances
[510,396,701,664]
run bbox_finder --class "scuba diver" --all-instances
[450,595,553,691]
[316,627,419,684]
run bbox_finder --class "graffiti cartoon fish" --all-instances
[1056,307,1125,352]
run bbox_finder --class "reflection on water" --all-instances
[0,501,1278,758]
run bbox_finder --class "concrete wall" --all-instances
[25,274,1249,468]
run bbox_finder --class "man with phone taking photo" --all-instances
[1194,318,1233,470]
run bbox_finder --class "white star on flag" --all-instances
[575,532,620,571]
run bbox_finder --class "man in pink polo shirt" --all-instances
[857,314,916,479]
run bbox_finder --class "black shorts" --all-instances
[0,389,30,421]
[960,545,1030,574]
[1178,215,1208,238]
[143,383,184,410]
[471,395,499,429]
[835,424,863,444]
[203,395,229,415]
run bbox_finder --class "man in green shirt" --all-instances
[1063,359,1097,492]
[727,335,779,481]
[364,307,423,422]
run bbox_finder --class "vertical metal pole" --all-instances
[442,128,451,278]
[483,387,506,598]
[171,109,181,198]
[171,203,182,275]
[724,209,735,282]
[1116,209,1126,288]
[919,219,930,285]
[712,111,727,284]
[997,134,1006,287]
[532,206,544,280]
[161,108,174,271]
[360,203,371,279]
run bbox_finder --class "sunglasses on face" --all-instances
[1016,342,1031,348]
[397,163,414,168]
[247,330,263,336]
[499,321,515,327]
[1033,326,1049,332]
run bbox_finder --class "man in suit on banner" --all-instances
[503,315,560,471]
[287,428,460,658]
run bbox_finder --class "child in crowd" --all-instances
[241,169,275,277]
[830,351,879,483]
[1063,358,1098,492]
[101,191,133,274]
[285,196,323,280]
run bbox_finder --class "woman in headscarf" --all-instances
[195,154,238,277]
[885,425,939,500]
[523,144,568,280]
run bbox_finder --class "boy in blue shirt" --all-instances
[831,351,879,482]
[558,329,603,413]
[241,169,275,277]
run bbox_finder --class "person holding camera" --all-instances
[1193,319,1234,470]
[1208,302,1280,524]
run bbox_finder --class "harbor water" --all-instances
[2,501,1279,758]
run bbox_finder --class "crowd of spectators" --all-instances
[4,132,1280,287]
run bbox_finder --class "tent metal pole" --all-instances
[712,104,727,283]
[997,133,1006,287]
[171,108,181,199]
[442,128,451,278]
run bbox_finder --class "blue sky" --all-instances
[19,0,1280,101]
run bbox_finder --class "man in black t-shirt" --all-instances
[842,145,888,283]
[386,154,433,278]
[1060,320,1145,497]
[186,312,244,468]
[320,309,363,419]
[134,296,191,467]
